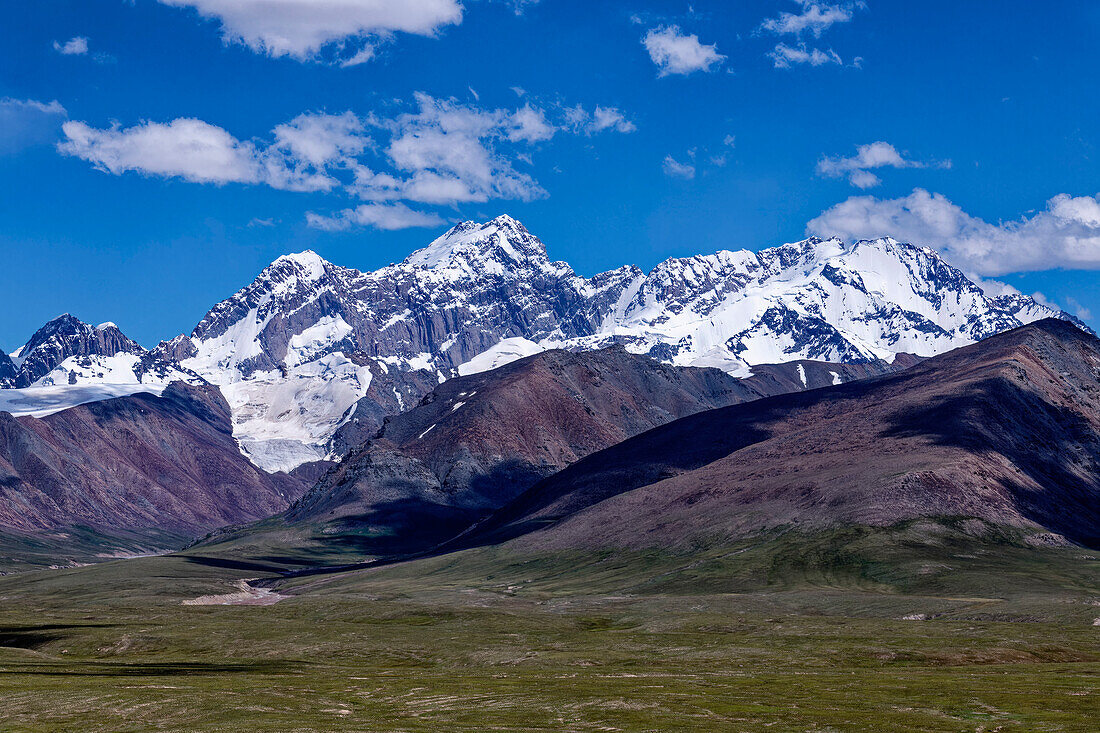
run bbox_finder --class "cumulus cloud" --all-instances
[662,155,696,179]
[60,118,270,186]
[807,188,1100,275]
[761,1,864,38]
[643,25,726,76]
[382,93,548,204]
[307,203,444,231]
[817,141,950,188]
[506,105,556,143]
[156,0,463,64]
[53,37,89,55]
[768,43,842,68]
[60,95,636,228]
[0,98,67,154]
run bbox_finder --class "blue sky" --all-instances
[2,0,1099,349]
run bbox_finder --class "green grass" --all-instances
[0,520,1098,731]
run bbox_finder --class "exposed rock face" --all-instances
[0,383,308,541]
[277,347,914,555]
[0,349,15,389]
[3,218,1082,473]
[5,315,199,391]
[158,217,1077,470]
[12,315,144,387]
[457,320,1100,552]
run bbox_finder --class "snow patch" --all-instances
[458,337,544,376]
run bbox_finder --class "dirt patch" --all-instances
[182,579,287,606]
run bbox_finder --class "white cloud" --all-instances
[588,106,637,134]
[761,2,863,38]
[383,93,547,204]
[156,0,463,63]
[506,105,556,143]
[768,43,842,68]
[817,141,950,188]
[807,188,1100,275]
[1065,297,1092,320]
[53,37,89,55]
[0,98,67,154]
[307,203,444,231]
[662,155,696,179]
[643,25,726,76]
[59,94,635,227]
[59,118,269,186]
[563,105,636,135]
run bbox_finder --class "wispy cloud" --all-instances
[662,155,696,179]
[643,25,726,76]
[562,105,637,135]
[760,2,865,70]
[768,42,842,69]
[816,141,950,188]
[53,37,89,55]
[760,1,864,38]
[0,98,68,155]
[307,203,444,231]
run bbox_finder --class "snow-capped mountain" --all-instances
[8,314,199,389]
[153,217,628,471]
[556,236,1057,375]
[2,216,1080,472]
[0,315,201,413]
[0,348,15,388]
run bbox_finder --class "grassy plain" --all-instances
[0,523,1098,732]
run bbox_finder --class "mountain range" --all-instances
[448,319,1100,555]
[0,217,1078,478]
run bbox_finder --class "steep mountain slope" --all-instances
[0,383,308,550]
[0,348,15,388]
[6,314,197,392]
[203,348,913,560]
[456,319,1100,553]
[147,216,1075,471]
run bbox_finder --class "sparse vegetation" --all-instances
[1,523,1097,731]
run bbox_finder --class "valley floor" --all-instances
[0,542,1098,732]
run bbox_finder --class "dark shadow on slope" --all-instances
[437,402,792,552]
[882,376,1100,548]
[178,556,289,573]
[0,623,114,651]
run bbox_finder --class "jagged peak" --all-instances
[403,215,547,270]
[269,250,333,278]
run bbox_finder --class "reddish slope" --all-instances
[275,346,914,557]
[0,383,307,539]
[458,320,1100,552]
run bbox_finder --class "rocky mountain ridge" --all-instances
[1,216,1083,471]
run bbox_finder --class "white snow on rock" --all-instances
[6,217,1080,474]
[31,353,196,388]
[458,337,545,376]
